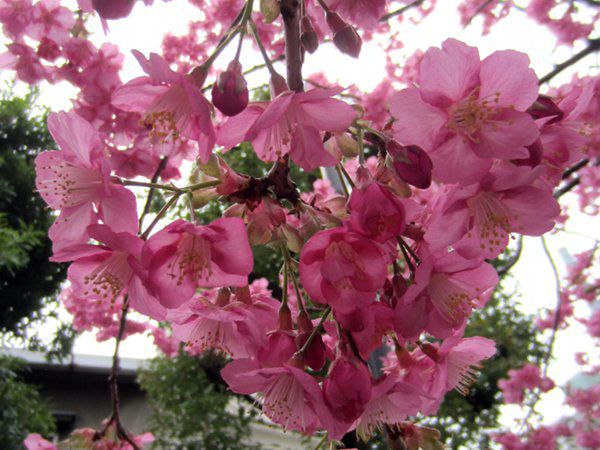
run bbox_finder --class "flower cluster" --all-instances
[2,0,598,448]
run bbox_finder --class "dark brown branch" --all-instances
[380,0,425,21]
[562,158,590,179]
[539,38,600,85]
[280,0,304,92]
[96,298,139,449]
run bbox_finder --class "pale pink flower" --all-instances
[218,87,356,171]
[35,111,138,251]
[425,164,560,259]
[221,359,327,434]
[112,51,215,163]
[395,250,498,339]
[56,224,163,320]
[26,0,75,45]
[389,38,539,185]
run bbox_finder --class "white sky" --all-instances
[2,0,599,433]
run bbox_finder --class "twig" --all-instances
[539,38,600,85]
[295,307,331,355]
[280,0,304,92]
[540,235,562,378]
[380,0,425,21]
[138,157,168,230]
[497,235,524,276]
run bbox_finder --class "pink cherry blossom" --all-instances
[35,111,138,250]
[396,250,498,339]
[425,164,560,259]
[218,87,356,171]
[144,218,253,309]
[112,51,216,163]
[323,343,372,426]
[221,358,328,434]
[390,38,539,185]
[299,227,387,313]
[55,224,163,320]
[347,181,406,243]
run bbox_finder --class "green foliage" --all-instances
[0,90,67,339]
[0,355,56,449]
[137,351,262,450]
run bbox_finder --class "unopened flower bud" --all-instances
[189,64,208,88]
[278,303,293,330]
[527,94,563,125]
[269,72,289,97]
[326,11,362,58]
[386,140,433,189]
[92,0,135,19]
[211,60,249,116]
[300,16,319,54]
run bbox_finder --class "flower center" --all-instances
[167,233,213,287]
[448,90,500,142]
[83,252,131,302]
[143,110,179,142]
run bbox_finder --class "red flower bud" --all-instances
[269,72,289,97]
[211,60,249,116]
[300,16,319,54]
[527,94,563,125]
[386,140,433,189]
[326,11,362,58]
[92,0,135,19]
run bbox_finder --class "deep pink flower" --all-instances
[347,181,406,243]
[425,164,560,259]
[389,39,539,185]
[35,111,138,251]
[323,344,372,425]
[299,227,387,312]
[91,0,135,19]
[112,51,216,163]
[217,87,356,171]
[144,218,253,309]
[326,0,386,29]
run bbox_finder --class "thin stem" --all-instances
[497,235,524,276]
[296,306,331,355]
[338,163,356,189]
[398,239,415,273]
[335,164,350,197]
[397,236,421,265]
[140,191,182,239]
[187,190,197,223]
[282,246,308,315]
[539,38,600,85]
[250,20,278,76]
[122,180,179,192]
[186,179,222,192]
[357,127,365,166]
[379,0,425,21]
[540,235,561,378]
[138,157,168,230]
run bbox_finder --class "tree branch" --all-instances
[280,0,303,92]
[539,38,600,85]
[380,0,425,21]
